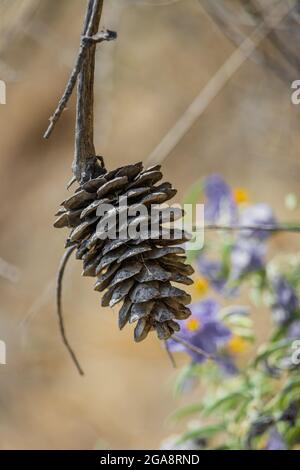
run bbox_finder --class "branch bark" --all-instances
[43,0,116,183]
[73,0,103,183]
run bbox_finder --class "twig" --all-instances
[43,0,98,140]
[56,246,84,375]
[145,0,296,166]
[43,1,115,141]
[202,224,300,233]
[164,340,177,368]
[172,335,214,360]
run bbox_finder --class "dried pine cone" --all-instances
[54,159,194,342]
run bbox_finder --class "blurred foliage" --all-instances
[167,175,300,450]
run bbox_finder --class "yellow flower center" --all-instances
[194,276,209,296]
[186,317,201,332]
[233,187,249,204]
[227,335,247,355]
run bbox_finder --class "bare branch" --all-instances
[73,2,117,182]
[43,45,89,139]
[43,2,116,141]
[72,0,102,182]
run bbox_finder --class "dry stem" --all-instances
[172,335,214,360]
[56,246,84,375]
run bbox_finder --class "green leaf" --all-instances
[203,392,250,417]
[222,315,252,328]
[279,376,300,408]
[213,442,240,450]
[235,397,253,422]
[170,402,204,421]
[186,249,200,265]
[182,181,204,264]
[182,180,203,206]
[285,421,300,446]
[230,328,254,342]
[176,423,225,445]
[285,193,299,211]
[254,339,293,367]
[173,363,195,395]
[250,287,262,307]
[270,325,289,343]
[219,242,234,279]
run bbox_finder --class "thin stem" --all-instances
[172,335,214,360]
[43,0,116,154]
[43,41,91,140]
[56,245,84,376]
[195,224,300,233]
[44,0,102,140]
[164,340,177,368]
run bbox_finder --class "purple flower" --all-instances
[230,238,266,279]
[265,428,286,450]
[204,174,237,224]
[197,257,226,291]
[239,203,276,240]
[287,319,300,339]
[216,355,238,375]
[197,256,238,296]
[166,299,232,365]
[197,239,266,295]
[271,276,299,325]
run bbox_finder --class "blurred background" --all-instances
[1,0,300,449]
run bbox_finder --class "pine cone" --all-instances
[54,160,194,342]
